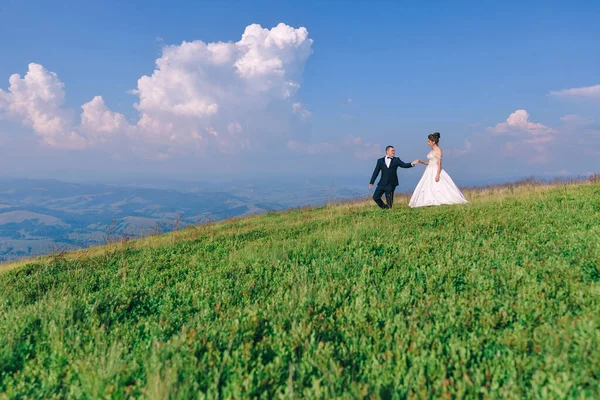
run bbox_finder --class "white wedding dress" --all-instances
[409,151,468,208]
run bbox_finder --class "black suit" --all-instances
[370,156,414,208]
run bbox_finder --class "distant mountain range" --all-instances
[0,178,370,261]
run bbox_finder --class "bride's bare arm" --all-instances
[435,149,442,181]
[419,159,429,165]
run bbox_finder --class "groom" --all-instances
[369,146,418,209]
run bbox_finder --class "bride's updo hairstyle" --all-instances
[428,132,441,144]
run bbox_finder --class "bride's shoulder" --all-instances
[434,147,443,157]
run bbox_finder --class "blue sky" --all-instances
[1,0,599,185]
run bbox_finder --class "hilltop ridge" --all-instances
[0,179,599,397]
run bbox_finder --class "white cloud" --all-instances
[0,23,314,156]
[234,23,311,82]
[206,127,218,137]
[479,108,600,168]
[130,22,313,154]
[133,40,222,119]
[0,63,86,149]
[487,110,557,163]
[488,109,555,137]
[292,102,312,120]
[0,63,68,134]
[445,139,472,156]
[550,84,600,99]
[560,114,594,125]
[80,96,132,146]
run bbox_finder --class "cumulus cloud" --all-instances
[80,96,132,146]
[550,84,600,99]
[482,108,600,166]
[0,63,86,149]
[487,110,557,163]
[0,23,314,156]
[488,109,555,137]
[128,22,313,154]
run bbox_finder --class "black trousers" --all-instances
[373,184,396,209]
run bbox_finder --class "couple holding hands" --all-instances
[369,132,468,209]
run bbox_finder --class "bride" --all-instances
[409,132,468,208]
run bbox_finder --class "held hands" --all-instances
[411,159,421,166]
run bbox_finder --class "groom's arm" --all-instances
[370,161,381,185]
[396,158,415,168]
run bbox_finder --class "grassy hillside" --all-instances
[1,181,599,398]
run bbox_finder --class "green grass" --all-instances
[1,182,599,398]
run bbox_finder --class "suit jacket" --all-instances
[370,157,413,187]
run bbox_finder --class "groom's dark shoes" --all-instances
[373,184,395,209]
